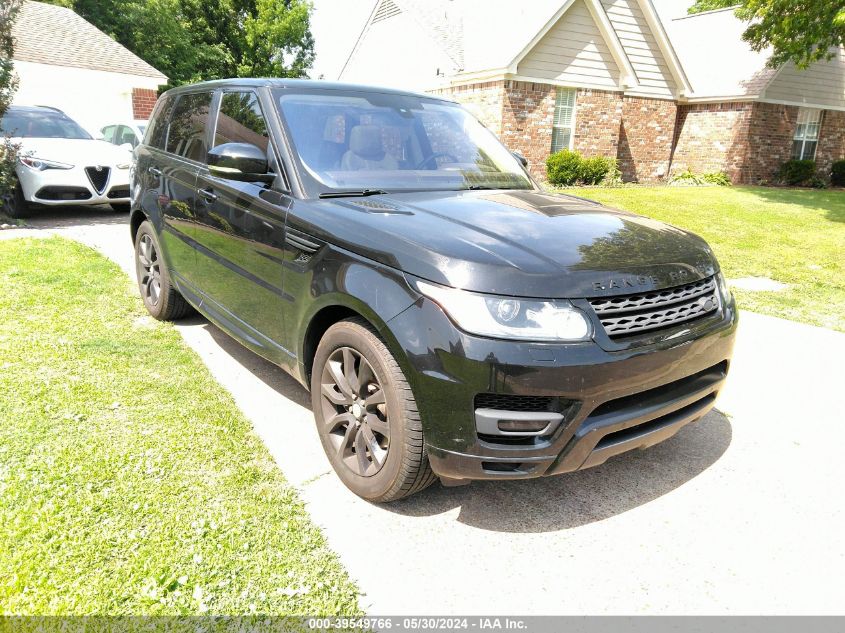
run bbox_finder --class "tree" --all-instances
[1,0,24,208]
[40,0,315,87]
[687,0,845,69]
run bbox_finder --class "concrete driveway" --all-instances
[6,206,845,615]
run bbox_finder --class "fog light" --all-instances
[497,419,550,433]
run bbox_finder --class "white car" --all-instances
[1,105,132,218]
[101,120,147,150]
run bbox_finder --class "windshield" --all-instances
[274,89,533,195]
[0,110,92,139]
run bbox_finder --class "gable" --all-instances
[517,0,620,88]
[764,49,845,111]
[601,0,676,98]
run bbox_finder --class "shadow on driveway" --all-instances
[24,204,128,229]
[189,314,733,534]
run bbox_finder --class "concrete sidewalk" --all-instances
[5,208,844,615]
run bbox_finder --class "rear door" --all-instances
[192,88,293,362]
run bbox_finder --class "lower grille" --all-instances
[589,276,719,338]
[34,186,91,201]
[474,393,554,412]
[85,166,111,194]
[107,186,130,199]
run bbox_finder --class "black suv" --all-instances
[131,79,737,502]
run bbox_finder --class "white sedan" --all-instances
[1,105,132,218]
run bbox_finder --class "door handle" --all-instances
[148,166,162,177]
[197,187,218,203]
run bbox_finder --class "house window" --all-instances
[551,88,576,153]
[792,108,822,160]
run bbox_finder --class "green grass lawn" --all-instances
[0,237,360,615]
[565,186,845,332]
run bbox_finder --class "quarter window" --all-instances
[551,88,576,153]
[792,107,822,160]
[214,91,269,152]
[166,92,213,162]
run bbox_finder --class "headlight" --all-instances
[415,280,592,342]
[716,272,731,304]
[19,156,73,171]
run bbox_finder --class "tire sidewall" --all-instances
[134,221,169,319]
[311,322,409,500]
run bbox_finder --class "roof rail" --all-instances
[34,105,65,113]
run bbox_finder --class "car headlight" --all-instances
[415,280,592,342]
[716,272,732,305]
[19,156,73,171]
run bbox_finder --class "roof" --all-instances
[664,8,777,99]
[12,1,167,81]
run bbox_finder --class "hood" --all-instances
[15,137,131,167]
[303,190,719,298]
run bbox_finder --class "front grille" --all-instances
[589,276,719,338]
[34,186,91,201]
[475,393,554,412]
[107,186,130,199]
[85,166,111,194]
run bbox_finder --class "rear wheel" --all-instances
[4,183,31,219]
[134,220,193,320]
[110,203,131,213]
[311,318,436,502]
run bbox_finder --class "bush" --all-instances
[546,149,583,186]
[581,155,616,185]
[702,171,732,186]
[546,150,618,186]
[831,160,845,187]
[777,159,816,186]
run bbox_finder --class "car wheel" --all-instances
[110,203,131,213]
[311,318,437,502]
[134,220,193,320]
[4,183,31,219]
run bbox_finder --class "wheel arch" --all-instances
[129,209,149,244]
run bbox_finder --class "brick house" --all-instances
[11,1,167,135]
[339,0,845,184]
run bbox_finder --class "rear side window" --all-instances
[102,125,116,143]
[146,96,174,149]
[214,91,269,152]
[166,92,213,162]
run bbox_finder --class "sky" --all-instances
[309,0,374,80]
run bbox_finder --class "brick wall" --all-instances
[740,102,798,184]
[499,80,557,177]
[816,110,845,177]
[431,81,506,135]
[618,96,676,182]
[670,102,754,182]
[573,89,623,157]
[132,87,159,120]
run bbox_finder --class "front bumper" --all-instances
[17,163,130,206]
[387,293,738,482]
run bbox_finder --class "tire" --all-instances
[134,220,193,321]
[311,318,436,502]
[110,203,131,213]
[5,183,31,219]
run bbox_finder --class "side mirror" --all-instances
[208,143,274,184]
[512,151,529,168]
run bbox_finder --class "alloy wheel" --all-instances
[320,346,390,477]
[137,233,162,306]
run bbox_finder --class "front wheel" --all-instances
[311,318,436,502]
[4,183,31,219]
[133,220,193,320]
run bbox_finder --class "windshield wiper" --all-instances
[318,189,389,199]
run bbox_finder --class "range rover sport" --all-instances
[130,79,737,502]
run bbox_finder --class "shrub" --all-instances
[702,171,732,186]
[546,149,583,186]
[777,159,816,186]
[670,168,704,185]
[831,160,845,187]
[580,155,616,185]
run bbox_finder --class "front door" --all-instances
[192,89,293,365]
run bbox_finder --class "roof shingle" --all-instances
[12,1,167,81]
